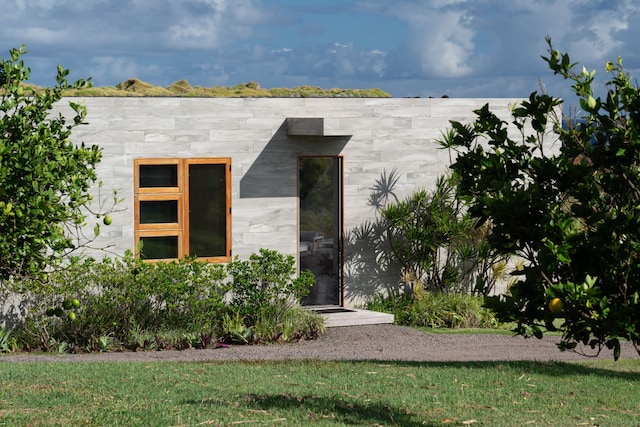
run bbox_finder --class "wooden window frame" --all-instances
[134,158,232,262]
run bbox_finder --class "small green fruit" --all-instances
[103,215,112,225]
[68,312,77,321]
[72,298,81,308]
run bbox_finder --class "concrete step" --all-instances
[309,306,395,328]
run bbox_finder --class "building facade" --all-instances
[55,97,544,307]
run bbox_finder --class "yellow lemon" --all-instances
[548,298,563,314]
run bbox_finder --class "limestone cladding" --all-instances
[51,97,556,305]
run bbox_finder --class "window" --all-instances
[134,158,231,262]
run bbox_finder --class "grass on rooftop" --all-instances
[21,79,392,98]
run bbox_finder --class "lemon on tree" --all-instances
[548,298,563,314]
[103,215,112,225]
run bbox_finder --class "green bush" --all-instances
[0,327,17,353]
[226,249,314,321]
[11,249,321,353]
[367,291,498,329]
[0,46,103,280]
[381,174,509,295]
[252,303,325,343]
[14,252,227,351]
[439,38,640,358]
[218,303,325,344]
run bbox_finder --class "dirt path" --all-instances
[2,324,638,363]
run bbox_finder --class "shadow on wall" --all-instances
[239,121,350,199]
[0,294,29,330]
[344,169,406,302]
[345,170,516,302]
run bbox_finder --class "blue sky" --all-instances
[2,0,639,107]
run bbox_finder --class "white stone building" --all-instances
[54,97,540,307]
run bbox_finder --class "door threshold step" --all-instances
[307,306,394,328]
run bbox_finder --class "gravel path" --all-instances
[1,324,638,363]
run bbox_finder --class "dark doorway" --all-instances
[298,157,343,306]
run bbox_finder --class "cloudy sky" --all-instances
[2,0,639,106]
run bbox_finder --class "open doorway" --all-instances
[298,156,343,306]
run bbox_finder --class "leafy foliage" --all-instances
[380,174,510,295]
[226,249,314,322]
[9,249,321,352]
[14,252,228,351]
[367,291,497,329]
[0,327,17,353]
[0,46,107,279]
[439,37,640,359]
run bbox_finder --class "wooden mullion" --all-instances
[134,158,184,262]
[180,159,190,259]
[135,193,182,231]
[134,157,231,262]
[225,159,232,258]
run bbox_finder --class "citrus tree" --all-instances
[0,46,102,280]
[439,37,640,359]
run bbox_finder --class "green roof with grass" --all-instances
[47,79,391,98]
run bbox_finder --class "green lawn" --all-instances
[1,359,638,426]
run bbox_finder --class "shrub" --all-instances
[439,37,640,358]
[225,249,314,321]
[367,290,498,329]
[381,174,510,295]
[14,252,228,351]
[0,46,115,281]
[10,249,321,352]
[0,327,17,353]
[252,303,325,343]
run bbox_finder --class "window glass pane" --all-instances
[299,157,342,306]
[139,164,178,188]
[140,200,178,224]
[189,164,226,257]
[140,236,178,259]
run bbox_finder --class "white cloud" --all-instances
[564,1,639,63]
[3,0,640,101]
[362,0,640,85]
[167,0,272,49]
[361,0,478,78]
[87,57,141,85]
[9,0,57,12]
[413,13,475,78]
[273,42,388,80]
[20,27,66,43]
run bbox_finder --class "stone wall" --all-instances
[50,97,553,306]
